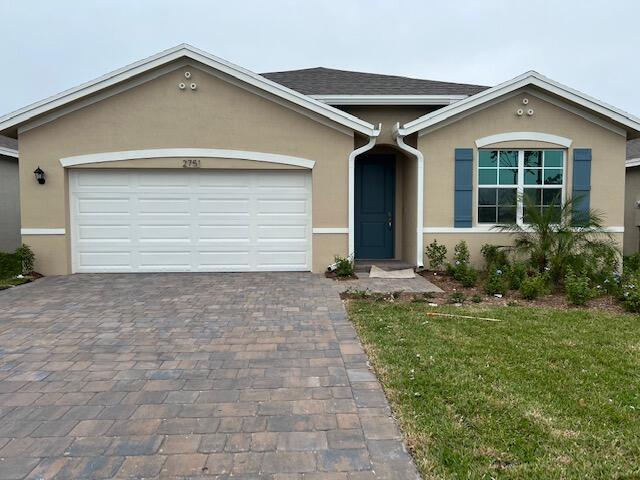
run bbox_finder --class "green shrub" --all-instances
[471,294,482,303]
[15,244,35,274]
[624,253,640,275]
[447,292,466,304]
[480,244,509,269]
[508,261,528,290]
[0,250,22,278]
[565,270,594,306]
[334,255,354,278]
[425,239,447,271]
[519,274,549,300]
[446,241,477,287]
[484,268,508,295]
[620,274,640,313]
[456,265,478,287]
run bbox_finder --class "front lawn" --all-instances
[348,301,640,479]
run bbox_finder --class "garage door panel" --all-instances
[70,169,311,273]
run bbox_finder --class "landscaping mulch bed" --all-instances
[419,270,627,313]
[0,272,43,290]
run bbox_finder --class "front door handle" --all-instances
[387,212,392,230]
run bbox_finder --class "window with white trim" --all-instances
[477,149,565,225]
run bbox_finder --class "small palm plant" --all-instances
[494,195,619,284]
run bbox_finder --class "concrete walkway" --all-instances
[0,273,419,479]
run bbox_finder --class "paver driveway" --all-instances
[0,273,418,479]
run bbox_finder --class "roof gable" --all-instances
[399,71,640,137]
[0,45,377,137]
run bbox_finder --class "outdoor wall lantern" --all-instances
[34,166,45,184]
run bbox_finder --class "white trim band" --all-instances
[313,228,348,234]
[475,132,572,148]
[0,146,18,158]
[22,228,66,235]
[60,148,316,169]
[626,158,640,168]
[311,94,467,106]
[424,226,624,233]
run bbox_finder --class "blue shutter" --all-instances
[572,148,592,226]
[454,148,473,227]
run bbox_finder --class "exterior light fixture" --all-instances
[34,166,45,184]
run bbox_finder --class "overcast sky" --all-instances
[2,0,639,117]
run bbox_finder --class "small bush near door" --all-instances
[0,244,35,278]
[333,255,355,278]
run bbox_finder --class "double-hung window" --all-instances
[478,149,565,225]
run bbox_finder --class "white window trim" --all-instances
[475,132,572,148]
[60,148,316,169]
[475,149,566,228]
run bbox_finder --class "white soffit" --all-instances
[0,44,377,136]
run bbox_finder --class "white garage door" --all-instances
[69,169,312,273]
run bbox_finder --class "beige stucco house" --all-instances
[625,139,640,254]
[0,44,639,275]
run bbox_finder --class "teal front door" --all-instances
[355,155,395,259]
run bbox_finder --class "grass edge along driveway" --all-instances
[347,301,640,479]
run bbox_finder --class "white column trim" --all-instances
[22,228,66,235]
[475,132,573,148]
[60,148,316,169]
[348,128,380,257]
[313,228,348,234]
[394,123,425,268]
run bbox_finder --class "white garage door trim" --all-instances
[69,169,312,273]
[60,148,316,169]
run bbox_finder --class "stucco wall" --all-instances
[418,89,627,266]
[18,62,355,274]
[624,166,640,255]
[0,155,20,252]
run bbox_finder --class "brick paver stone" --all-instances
[0,273,419,479]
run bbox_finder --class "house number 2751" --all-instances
[182,159,201,168]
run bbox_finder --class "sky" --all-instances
[2,0,639,117]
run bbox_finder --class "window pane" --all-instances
[479,188,497,206]
[542,189,562,206]
[479,169,497,185]
[524,168,542,185]
[499,169,518,185]
[498,188,517,206]
[523,206,538,223]
[498,207,516,223]
[544,169,563,185]
[544,150,563,167]
[478,207,497,223]
[548,206,562,223]
[499,151,518,168]
[479,150,498,167]
[524,188,542,205]
[524,151,542,167]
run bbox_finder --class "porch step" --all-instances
[354,260,416,273]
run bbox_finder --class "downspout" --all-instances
[393,122,424,268]
[348,125,381,258]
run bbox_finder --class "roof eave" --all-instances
[311,94,468,106]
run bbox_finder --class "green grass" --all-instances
[0,276,30,290]
[348,301,640,479]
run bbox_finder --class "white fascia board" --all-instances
[626,158,640,168]
[0,44,377,136]
[60,148,316,169]
[310,94,467,106]
[0,146,18,158]
[400,71,640,136]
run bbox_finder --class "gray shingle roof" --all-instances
[261,67,489,96]
[0,135,17,151]
[628,139,640,160]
